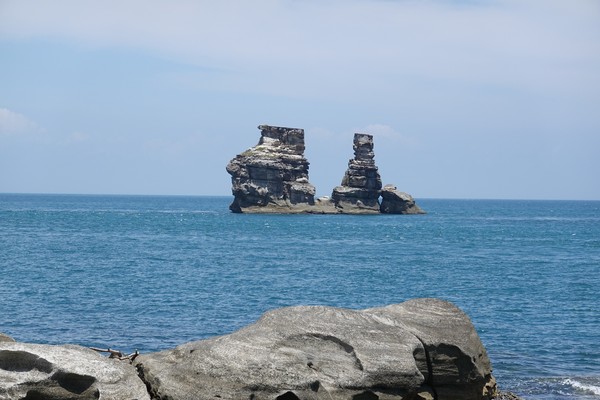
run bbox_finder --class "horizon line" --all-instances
[1,192,598,202]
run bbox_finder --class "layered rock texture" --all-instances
[0,342,150,400]
[135,298,496,400]
[226,125,316,213]
[226,125,424,214]
[332,133,383,213]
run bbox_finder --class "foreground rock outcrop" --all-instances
[1,298,523,400]
[226,125,424,214]
[135,298,496,400]
[0,342,149,400]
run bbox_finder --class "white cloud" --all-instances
[1,0,598,99]
[0,108,42,136]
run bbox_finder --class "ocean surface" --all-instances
[0,194,598,399]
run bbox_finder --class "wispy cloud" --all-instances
[1,0,598,98]
[0,108,42,136]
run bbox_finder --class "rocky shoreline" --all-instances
[226,125,425,215]
[1,299,522,400]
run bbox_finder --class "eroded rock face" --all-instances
[380,184,426,215]
[332,133,383,213]
[135,299,496,400]
[226,125,317,213]
[0,342,150,400]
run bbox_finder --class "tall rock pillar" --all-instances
[331,133,382,213]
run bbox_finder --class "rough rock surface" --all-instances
[0,342,150,400]
[136,298,496,400]
[226,125,317,213]
[332,133,383,213]
[380,185,426,215]
[493,392,523,400]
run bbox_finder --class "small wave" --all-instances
[564,378,600,396]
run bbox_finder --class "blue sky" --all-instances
[1,0,599,199]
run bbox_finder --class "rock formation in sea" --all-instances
[380,184,426,214]
[331,133,383,213]
[226,125,317,213]
[226,125,424,214]
[135,298,497,400]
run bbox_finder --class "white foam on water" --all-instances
[564,378,600,396]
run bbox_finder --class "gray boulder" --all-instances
[380,185,425,214]
[136,299,496,400]
[0,342,150,400]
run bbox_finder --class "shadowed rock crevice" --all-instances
[412,336,439,400]
[51,371,96,395]
[0,350,53,373]
[352,390,380,400]
[275,391,301,400]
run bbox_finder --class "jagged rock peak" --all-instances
[257,124,305,153]
[226,125,316,213]
[353,132,376,162]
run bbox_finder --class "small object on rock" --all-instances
[90,346,140,362]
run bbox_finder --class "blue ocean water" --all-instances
[0,194,598,399]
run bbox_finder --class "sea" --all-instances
[0,194,598,399]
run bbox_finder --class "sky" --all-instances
[1,0,599,200]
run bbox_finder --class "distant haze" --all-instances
[1,0,599,200]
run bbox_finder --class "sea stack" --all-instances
[226,125,317,213]
[226,125,425,214]
[331,133,383,213]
